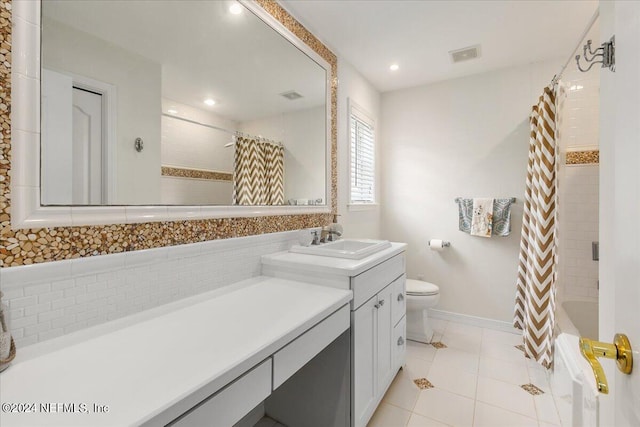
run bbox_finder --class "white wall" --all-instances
[161,100,236,173]
[42,18,161,204]
[337,59,382,238]
[239,106,326,204]
[380,60,560,322]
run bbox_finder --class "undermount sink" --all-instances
[289,239,392,260]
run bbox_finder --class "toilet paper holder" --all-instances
[428,240,451,248]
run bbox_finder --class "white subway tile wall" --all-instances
[559,27,600,152]
[557,22,600,303]
[559,165,599,302]
[0,230,302,348]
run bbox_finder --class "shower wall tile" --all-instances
[558,165,599,303]
[556,19,600,305]
[558,18,600,153]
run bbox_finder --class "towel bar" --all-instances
[454,197,516,203]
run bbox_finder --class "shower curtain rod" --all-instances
[161,113,283,146]
[551,9,600,85]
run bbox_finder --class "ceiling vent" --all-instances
[449,45,481,63]
[280,90,304,100]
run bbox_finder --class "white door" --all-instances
[41,70,105,205]
[72,87,104,204]
[598,1,640,426]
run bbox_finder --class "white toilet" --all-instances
[405,279,440,343]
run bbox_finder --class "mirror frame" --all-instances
[10,0,335,230]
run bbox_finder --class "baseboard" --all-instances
[429,309,520,334]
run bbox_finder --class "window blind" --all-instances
[350,112,375,204]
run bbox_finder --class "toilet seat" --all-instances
[406,279,439,296]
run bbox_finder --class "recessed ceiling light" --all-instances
[229,3,243,15]
[167,108,178,114]
[390,64,399,71]
[204,99,216,106]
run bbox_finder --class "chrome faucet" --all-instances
[320,227,342,243]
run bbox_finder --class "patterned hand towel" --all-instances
[492,198,514,236]
[457,198,473,233]
[470,198,494,237]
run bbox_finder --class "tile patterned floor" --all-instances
[367,319,562,427]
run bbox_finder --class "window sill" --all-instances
[347,203,379,212]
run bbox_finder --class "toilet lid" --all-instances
[406,279,439,296]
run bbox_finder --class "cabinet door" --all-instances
[376,284,395,395]
[352,296,378,427]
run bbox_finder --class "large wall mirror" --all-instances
[39,0,329,208]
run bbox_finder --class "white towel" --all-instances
[470,198,494,237]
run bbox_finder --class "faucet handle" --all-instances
[311,230,320,245]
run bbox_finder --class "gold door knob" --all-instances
[579,333,633,394]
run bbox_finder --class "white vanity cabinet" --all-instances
[351,263,406,427]
[352,283,395,426]
[261,243,408,427]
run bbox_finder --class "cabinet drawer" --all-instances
[351,253,405,309]
[273,304,350,389]
[170,359,272,427]
[391,274,406,327]
[393,316,407,370]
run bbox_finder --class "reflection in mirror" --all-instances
[40,0,328,207]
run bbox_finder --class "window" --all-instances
[349,102,376,205]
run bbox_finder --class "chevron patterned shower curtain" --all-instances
[233,137,284,205]
[514,86,559,369]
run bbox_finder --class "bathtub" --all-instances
[550,300,600,427]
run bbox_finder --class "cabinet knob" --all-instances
[397,293,404,302]
[379,299,385,306]
[397,336,405,346]
[374,303,380,309]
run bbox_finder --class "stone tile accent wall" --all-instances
[0,0,338,268]
[0,2,10,255]
[161,166,233,182]
[565,150,599,165]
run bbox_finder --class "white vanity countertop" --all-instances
[0,277,352,427]
[261,242,407,276]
